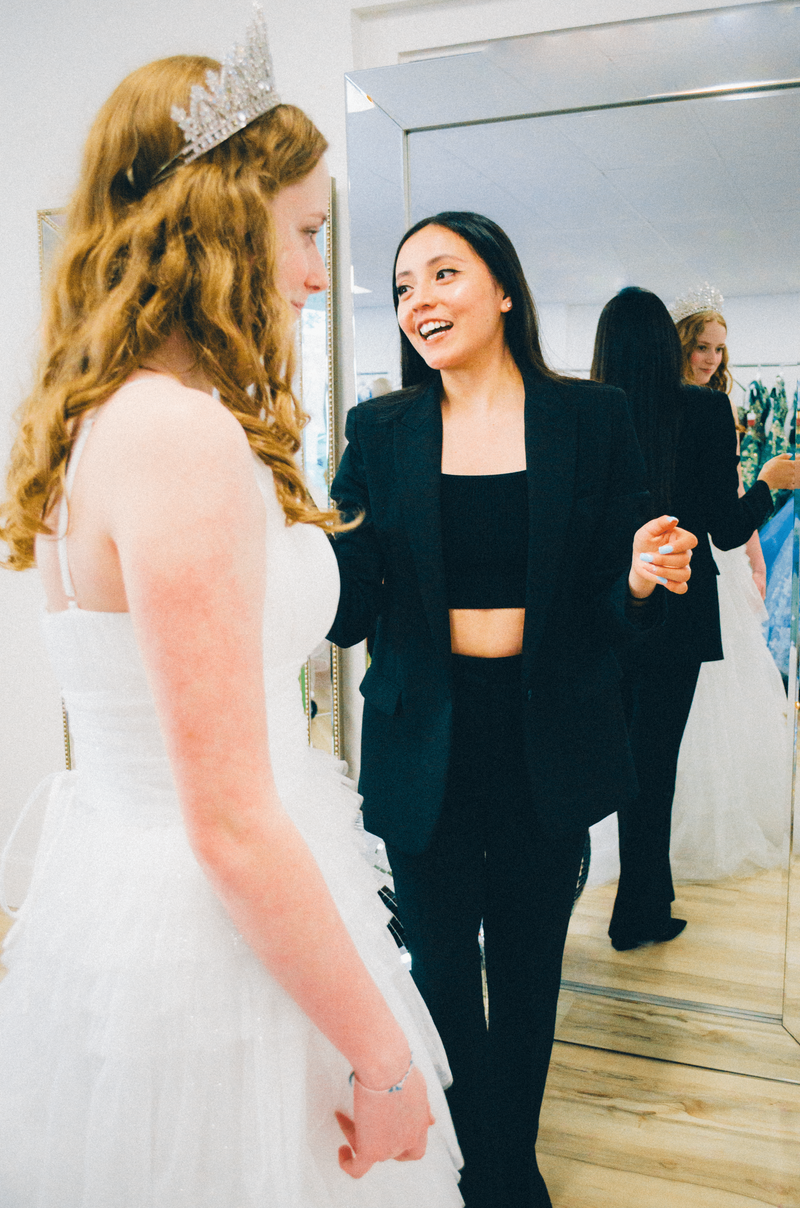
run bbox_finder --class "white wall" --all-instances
[350,0,762,68]
[354,307,403,392]
[0,0,777,853]
[725,293,800,367]
[538,302,604,376]
[539,292,800,380]
[539,292,800,381]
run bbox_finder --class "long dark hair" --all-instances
[392,211,563,389]
[591,287,685,515]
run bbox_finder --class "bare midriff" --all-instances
[449,607,525,657]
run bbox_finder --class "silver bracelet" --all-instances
[349,1055,414,1094]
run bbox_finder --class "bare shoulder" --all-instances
[78,375,265,542]
[92,374,253,473]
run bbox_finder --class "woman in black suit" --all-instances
[590,286,798,952]
[328,216,694,1208]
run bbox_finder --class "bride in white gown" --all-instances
[587,297,790,889]
[669,540,789,880]
[0,21,462,1207]
[670,301,790,881]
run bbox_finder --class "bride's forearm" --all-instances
[106,393,411,1090]
[744,529,765,577]
[189,801,411,1090]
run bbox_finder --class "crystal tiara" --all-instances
[154,4,280,183]
[668,283,725,324]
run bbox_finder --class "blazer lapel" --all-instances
[522,374,578,675]
[395,386,452,667]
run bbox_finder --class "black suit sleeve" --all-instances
[699,391,773,549]
[326,406,386,648]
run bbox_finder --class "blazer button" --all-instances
[526,688,534,702]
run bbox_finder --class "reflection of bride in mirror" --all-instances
[669,294,791,881]
[591,287,797,951]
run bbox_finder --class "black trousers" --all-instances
[610,658,702,935]
[386,655,585,1208]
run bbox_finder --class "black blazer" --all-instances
[327,372,663,855]
[627,385,772,667]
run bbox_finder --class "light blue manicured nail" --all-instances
[667,516,678,522]
[659,544,674,554]
[639,552,654,563]
[657,576,668,586]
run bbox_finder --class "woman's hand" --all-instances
[751,568,767,600]
[335,1064,435,1178]
[758,453,800,491]
[628,515,696,599]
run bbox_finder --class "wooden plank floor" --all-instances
[564,866,788,1015]
[539,1042,800,1207]
[3,896,799,1205]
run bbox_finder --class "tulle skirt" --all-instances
[669,544,790,882]
[584,544,791,889]
[0,747,463,1207]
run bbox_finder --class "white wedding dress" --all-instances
[585,542,791,890]
[0,409,463,1207]
[670,543,790,882]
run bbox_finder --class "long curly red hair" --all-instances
[2,55,342,571]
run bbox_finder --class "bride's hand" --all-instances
[629,515,696,599]
[335,1063,435,1178]
[752,568,767,600]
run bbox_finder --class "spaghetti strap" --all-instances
[57,414,96,608]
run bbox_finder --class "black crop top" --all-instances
[440,471,528,608]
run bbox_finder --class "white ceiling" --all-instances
[346,1,800,309]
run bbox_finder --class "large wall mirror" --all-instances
[346,0,800,1081]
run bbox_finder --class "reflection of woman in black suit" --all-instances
[328,217,694,1208]
[591,287,797,952]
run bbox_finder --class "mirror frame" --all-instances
[346,7,800,1081]
[298,181,343,759]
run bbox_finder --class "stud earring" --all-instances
[501,299,512,311]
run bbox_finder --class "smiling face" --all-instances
[687,319,727,386]
[394,225,511,374]
[270,158,330,319]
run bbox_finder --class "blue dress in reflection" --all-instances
[761,497,793,677]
